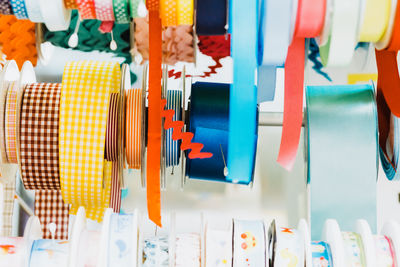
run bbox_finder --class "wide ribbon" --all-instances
[278,0,325,170]
[39,0,72,31]
[342,232,367,266]
[25,0,44,22]
[10,0,28,19]
[205,227,232,266]
[29,239,69,267]
[76,0,96,19]
[160,0,177,26]
[60,61,120,222]
[113,0,130,24]
[195,0,226,35]
[307,84,378,239]
[228,0,258,184]
[358,0,390,42]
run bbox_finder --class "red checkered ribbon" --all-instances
[20,83,69,240]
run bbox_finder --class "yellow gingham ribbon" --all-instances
[59,61,120,222]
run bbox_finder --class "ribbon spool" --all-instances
[186,82,229,183]
[39,0,72,31]
[165,90,182,169]
[358,0,390,42]
[307,84,378,239]
[25,0,44,23]
[322,219,346,267]
[205,223,233,266]
[381,221,400,266]
[342,231,367,266]
[319,0,362,66]
[268,220,305,267]
[29,239,69,267]
[233,219,266,266]
[175,233,201,267]
[142,235,170,266]
[311,241,334,267]
[195,0,227,35]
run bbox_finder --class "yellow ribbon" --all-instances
[160,0,193,26]
[177,0,193,25]
[59,61,120,222]
[359,0,391,42]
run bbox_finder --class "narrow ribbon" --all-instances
[342,232,367,266]
[165,90,182,168]
[278,0,325,170]
[1,180,15,236]
[126,89,142,169]
[64,0,78,9]
[311,241,333,267]
[5,81,18,164]
[160,0,177,26]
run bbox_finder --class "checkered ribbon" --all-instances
[5,82,18,164]
[113,0,129,24]
[76,0,96,19]
[20,83,69,240]
[60,61,120,222]
[2,180,15,236]
[64,0,78,9]
[0,0,13,15]
[129,0,140,18]
[10,0,28,19]
[35,190,69,240]
[94,0,114,21]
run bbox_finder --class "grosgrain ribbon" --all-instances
[5,81,18,164]
[60,61,120,222]
[307,84,378,239]
[311,241,333,267]
[278,0,325,170]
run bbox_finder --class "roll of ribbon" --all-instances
[59,61,120,222]
[76,0,96,19]
[228,0,258,185]
[187,82,229,182]
[165,90,182,168]
[375,0,398,50]
[175,233,201,267]
[269,222,305,267]
[307,84,378,239]
[5,81,19,164]
[0,237,26,267]
[39,0,72,31]
[358,0,390,42]
[205,227,232,266]
[278,0,326,170]
[233,220,266,266]
[311,241,333,267]
[25,0,44,22]
[126,89,142,169]
[195,0,226,35]
[29,239,69,267]
[109,162,121,213]
[375,235,396,267]
[319,0,362,66]
[0,0,14,15]
[257,0,293,102]
[76,230,101,267]
[342,232,367,266]
[10,0,29,19]
[113,0,130,24]
[105,93,119,162]
[143,235,169,266]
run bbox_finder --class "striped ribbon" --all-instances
[126,89,143,169]
[165,90,182,168]
[5,81,19,164]
[59,61,120,222]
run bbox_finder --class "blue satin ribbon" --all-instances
[195,0,227,35]
[257,0,293,103]
[228,0,258,184]
[307,84,378,239]
[166,90,182,168]
[187,82,230,182]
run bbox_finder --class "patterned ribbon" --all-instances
[20,83,69,240]
[175,233,201,267]
[113,0,129,24]
[94,0,114,21]
[165,90,181,168]
[129,0,141,18]
[342,232,367,267]
[60,61,120,222]
[76,0,96,19]
[64,0,78,9]
[143,236,169,266]
[205,227,232,266]
[29,239,69,267]
[1,180,15,236]
[177,0,192,25]
[0,0,13,15]
[311,241,333,267]
[126,89,142,169]
[5,81,19,164]
[375,235,397,267]
[10,0,29,19]
[160,0,177,26]
[0,237,25,266]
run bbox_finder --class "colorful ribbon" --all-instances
[113,0,130,24]
[165,90,182,168]
[358,0,390,42]
[375,235,397,267]
[311,241,333,267]
[126,89,142,169]
[76,0,96,19]
[143,235,169,266]
[10,0,29,19]
[342,232,367,266]
[29,239,69,267]
[5,81,18,164]
[64,0,78,9]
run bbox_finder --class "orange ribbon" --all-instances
[278,0,325,170]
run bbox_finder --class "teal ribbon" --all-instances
[306,84,378,239]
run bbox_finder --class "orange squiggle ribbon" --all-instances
[161,99,213,159]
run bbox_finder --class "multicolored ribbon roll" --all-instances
[126,89,142,169]
[165,90,181,168]
[59,61,120,222]
[375,235,397,267]
[142,235,169,266]
[5,81,19,164]
[311,241,333,267]
[233,220,266,266]
[20,83,69,240]
[175,233,201,267]
[307,84,378,239]
[342,232,367,266]
[29,239,69,267]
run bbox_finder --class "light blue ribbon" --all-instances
[307,84,378,239]
[108,214,135,267]
[227,0,258,185]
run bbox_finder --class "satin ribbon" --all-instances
[195,0,226,35]
[311,241,333,267]
[278,0,325,170]
[0,237,26,267]
[10,0,29,19]
[39,0,72,31]
[257,0,293,102]
[342,232,367,266]
[59,61,120,222]
[76,0,96,19]
[307,84,378,240]
[233,220,266,266]
[375,236,397,267]
[29,239,69,267]
[5,81,18,164]
[319,0,362,66]
[269,223,305,267]
[113,0,130,24]
[126,89,142,169]
[358,0,390,42]
[165,90,181,168]
[376,0,400,118]
[228,0,258,184]
[175,233,201,267]
[375,0,398,50]
[205,227,232,266]
[143,236,169,266]
[25,0,44,22]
